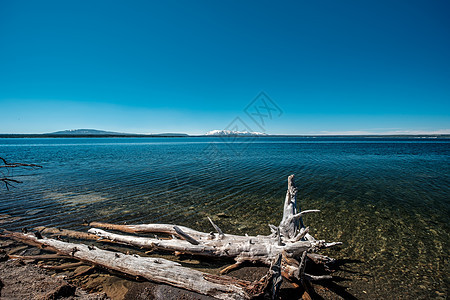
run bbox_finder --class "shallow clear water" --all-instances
[1,137,449,298]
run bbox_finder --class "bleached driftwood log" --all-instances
[2,230,277,300]
[4,175,341,299]
[277,174,319,243]
[88,175,341,280]
[87,228,315,263]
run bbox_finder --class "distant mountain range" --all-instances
[51,129,267,136]
[0,129,448,138]
[205,130,267,136]
[47,129,189,137]
[50,129,124,135]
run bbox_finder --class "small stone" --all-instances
[216,212,230,218]
[238,225,247,231]
[0,250,7,262]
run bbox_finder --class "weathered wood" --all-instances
[41,261,85,270]
[220,262,243,274]
[306,253,336,265]
[89,221,209,239]
[8,254,69,260]
[304,274,333,281]
[70,265,96,278]
[7,245,28,255]
[279,174,299,239]
[297,251,307,280]
[34,226,100,241]
[86,174,341,288]
[208,216,225,239]
[270,254,283,300]
[2,231,269,300]
[88,227,314,264]
[174,226,200,245]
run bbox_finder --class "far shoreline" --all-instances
[0,134,449,139]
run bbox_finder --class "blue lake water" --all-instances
[0,137,449,298]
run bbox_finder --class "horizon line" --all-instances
[2,128,450,136]
[1,132,450,137]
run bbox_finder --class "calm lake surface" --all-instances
[1,137,449,299]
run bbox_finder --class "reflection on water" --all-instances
[0,137,449,299]
[44,192,109,205]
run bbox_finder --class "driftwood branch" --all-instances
[0,157,43,169]
[34,226,102,241]
[8,254,70,260]
[0,178,22,190]
[279,174,299,239]
[41,261,85,270]
[208,216,225,239]
[173,226,200,245]
[0,157,42,190]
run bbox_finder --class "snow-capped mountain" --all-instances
[205,130,266,136]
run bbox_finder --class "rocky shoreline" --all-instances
[1,235,343,300]
[0,237,221,300]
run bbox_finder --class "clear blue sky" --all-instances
[1,0,449,135]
